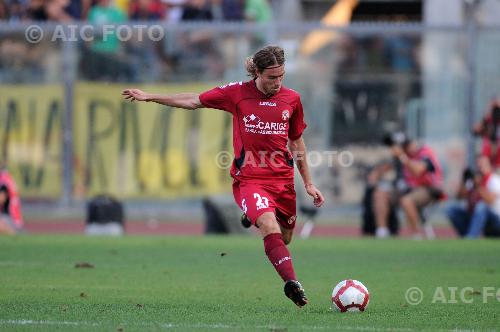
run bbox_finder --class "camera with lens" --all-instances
[491,105,500,141]
[382,131,409,147]
[474,104,500,141]
[462,167,476,190]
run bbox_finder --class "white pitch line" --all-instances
[0,320,99,327]
[0,320,488,332]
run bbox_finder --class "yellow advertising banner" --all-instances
[73,82,233,199]
[0,85,63,198]
[0,83,233,199]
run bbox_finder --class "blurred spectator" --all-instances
[447,155,500,238]
[0,0,8,20]
[385,36,417,73]
[130,0,164,20]
[20,0,83,21]
[175,0,223,81]
[0,163,24,235]
[45,0,73,22]
[115,0,129,14]
[244,0,271,49]
[88,0,127,53]
[82,0,133,81]
[163,0,185,23]
[25,0,48,20]
[7,0,25,21]
[373,132,444,239]
[181,0,212,21]
[472,97,500,168]
[64,0,92,20]
[220,0,244,21]
[244,0,271,22]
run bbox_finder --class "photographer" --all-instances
[373,133,444,239]
[473,98,500,168]
[0,162,24,235]
[445,168,481,236]
[363,151,403,237]
[447,155,500,238]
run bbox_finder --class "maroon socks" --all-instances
[263,233,297,282]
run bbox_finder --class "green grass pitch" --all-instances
[0,235,499,331]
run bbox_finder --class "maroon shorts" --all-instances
[232,180,297,230]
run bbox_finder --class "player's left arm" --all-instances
[400,157,428,177]
[476,174,498,204]
[477,185,497,204]
[288,137,325,207]
[391,145,429,176]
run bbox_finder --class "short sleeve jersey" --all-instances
[199,80,307,184]
[403,145,443,188]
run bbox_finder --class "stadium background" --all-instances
[1,0,500,233]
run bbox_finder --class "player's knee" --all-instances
[374,189,388,203]
[399,195,414,209]
[0,219,16,235]
[260,221,281,235]
[282,235,292,245]
[257,213,281,236]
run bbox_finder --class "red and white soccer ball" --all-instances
[331,279,370,312]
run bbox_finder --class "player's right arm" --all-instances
[122,89,203,110]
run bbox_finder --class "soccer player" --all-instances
[122,45,325,307]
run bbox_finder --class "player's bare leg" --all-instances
[373,188,391,238]
[280,225,293,245]
[0,218,16,235]
[257,212,308,307]
[399,195,422,238]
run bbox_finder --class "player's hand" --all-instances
[122,89,150,102]
[305,184,325,207]
[390,145,404,158]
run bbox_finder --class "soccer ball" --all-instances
[331,279,370,312]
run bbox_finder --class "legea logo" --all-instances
[275,256,291,266]
[259,101,276,107]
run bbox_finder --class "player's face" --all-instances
[257,65,285,96]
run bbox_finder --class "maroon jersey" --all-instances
[199,80,307,184]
